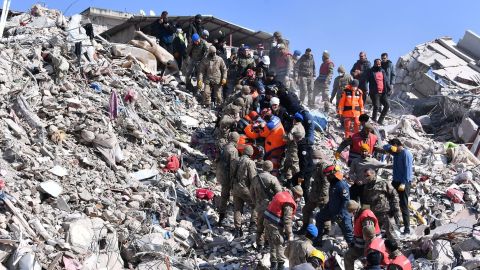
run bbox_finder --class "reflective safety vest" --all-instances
[365,237,390,266]
[320,60,334,75]
[350,132,378,157]
[265,191,297,226]
[338,85,364,118]
[387,255,412,270]
[353,209,381,248]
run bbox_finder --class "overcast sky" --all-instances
[10,0,480,74]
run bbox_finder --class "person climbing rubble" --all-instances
[336,123,380,166]
[250,160,283,250]
[185,33,208,91]
[230,145,258,237]
[197,45,228,108]
[282,113,305,183]
[337,79,365,138]
[217,132,240,225]
[314,51,334,111]
[264,185,303,270]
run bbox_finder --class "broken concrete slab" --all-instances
[38,180,63,197]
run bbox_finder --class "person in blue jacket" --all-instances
[313,164,353,247]
[383,138,413,235]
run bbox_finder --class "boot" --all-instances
[248,222,257,232]
[218,213,225,225]
[233,228,243,238]
[277,262,285,270]
[269,262,277,270]
[377,115,385,125]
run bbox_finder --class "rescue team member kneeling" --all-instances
[264,185,303,270]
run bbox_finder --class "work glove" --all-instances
[221,79,227,86]
[334,152,341,160]
[197,80,203,89]
[397,184,406,192]
[390,146,398,153]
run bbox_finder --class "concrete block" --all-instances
[458,30,480,60]
[457,117,479,143]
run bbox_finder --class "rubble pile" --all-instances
[0,5,225,270]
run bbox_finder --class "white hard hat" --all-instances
[261,55,270,65]
[202,29,209,36]
[270,97,280,105]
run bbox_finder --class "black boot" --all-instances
[277,262,285,270]
[269,262,277,270]
[218,213,225,225]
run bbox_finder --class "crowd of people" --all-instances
[151,12,412,270]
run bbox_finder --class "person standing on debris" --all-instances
[336,123,379,167]
[274,44,293,88]
[383,138,414,235]
[331,65,353,109]
[226,48,240,96]
[368,59,390,125]
[172,26,187,71]
[216,106,241,145]
[337,79,364,138]
[350,51,371,104]
[197,45,228,108]
[285,224,317,268]
[250,160,283,250]
[313,165,353,247]
[187,14,204,44]
[295,48,316,106]
[230,145,258,237]
[270,97,291,131]
[348,142,388,201]
[362,168,401,244]
[185,33,208,92]
[384,239,412,270]
[314,51,335,111]
[381,53,396,95]
[294,119,315,201]
[154,11,175,53]
[282,113,305,184]
[237,47,256,79]
[264,185,303,270]
[298,150,330,235]
[217,132,240,225]
[344,200,381,270]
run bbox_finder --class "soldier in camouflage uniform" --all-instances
[217,132,240,224]
[362,168,401,244]
[215,106,240,147]
[282,115,305,181]
[294,48,316,105]
[197,46,228,107]
[185,33,207,91]
[250,160,283,249]
[230,145,258,237]
[314,51,334,111]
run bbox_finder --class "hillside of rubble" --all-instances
[0,5,479,270]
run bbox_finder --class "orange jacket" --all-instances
[244,116,286,154]
[338,85,364,117]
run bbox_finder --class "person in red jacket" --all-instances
[363,227,391,267]
[385,239,412,270]
[335,123,380,166]
[344,201,381,270]
[338,79,364,138]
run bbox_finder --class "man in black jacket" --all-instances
[350,52,371,103]
[187,14,204,44]
[368,59,390,124]
[381,53,396,93]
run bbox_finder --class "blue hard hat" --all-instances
[294,50,301,56]
[192,33,200,42]
[307,224,318,238]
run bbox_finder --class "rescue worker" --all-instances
[330,65,353,109]
[172,26,187,70]
[264,185,303,270]
[344,200,381,270]
[314,51,334,111]
[383,138,413,235]
[365,251,383,270]
[285,224,317,268]
[185,33,208,92]
[384,239,412,270]
[291,250,326,270]
[217,132,240,225]
[237,47,255,78]
[250,160,283,250]
[363,168,401,244]
[230,145,257,237]
[337,79,364,138]
[335,123,379,166]
[298,150,330,235]
[363,226,391,267]
[295,48,316,105]
[314,165,353,247]
[226,48,240,96]
[221,97,245,119]
[368,59,390,124]
[270,97,291,132]
[348,143,389,201]
[282,113,305,183]
[295,118,315,201]
[244,110,286,168]
[197,45,228,108]
[215,106,240,146]
[187,14,204,43]
[227,85,253,117]
[274,44,293,87]
[350,51,371,104]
